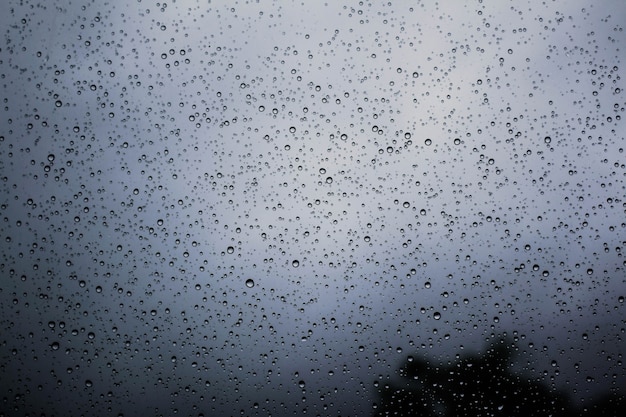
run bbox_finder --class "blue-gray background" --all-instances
[1,0,624,415]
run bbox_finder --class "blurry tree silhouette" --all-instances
[373,335,624,417]
[575,392,625,417]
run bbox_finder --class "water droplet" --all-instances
[424,138,432,146]
[433,312,441,320]
[245,279,255,288]
[292,260,300,268]
[227,246,234,254]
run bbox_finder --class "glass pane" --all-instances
[1,1,624,416]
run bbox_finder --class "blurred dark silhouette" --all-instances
[373,335,624,417]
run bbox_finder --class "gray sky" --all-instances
[1,0,625,416]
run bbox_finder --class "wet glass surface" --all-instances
[1,1,624,416]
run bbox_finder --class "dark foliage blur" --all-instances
[373,335,624,417]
